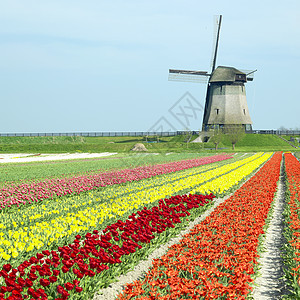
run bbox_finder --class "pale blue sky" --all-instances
[0,0,299,132]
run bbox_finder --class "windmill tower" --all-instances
[169,15,256,132]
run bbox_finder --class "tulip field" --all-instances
[0,151,300,299]
[282,153,300,298]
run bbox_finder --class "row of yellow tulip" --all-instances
[1,154,250,229]
[190,152,272,194]
[0,153,270,265]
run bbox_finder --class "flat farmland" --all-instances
[0,151,299,299]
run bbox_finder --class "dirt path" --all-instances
[251,157,289,299]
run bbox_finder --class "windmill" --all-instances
[169,15,256,132]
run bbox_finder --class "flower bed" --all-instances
[0,153,269,265]
[190,152,272,196]
[282,153,300,297]
[116,152,282,299]
[0,155,232,211]
[0,193,215,299]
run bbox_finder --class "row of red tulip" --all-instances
[116,152,282,299]
[282,153,300,296]
[0,154,231,211]
[0,193,215,299]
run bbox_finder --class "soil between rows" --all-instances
[251,156,289,299]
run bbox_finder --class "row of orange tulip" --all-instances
[282,153,300,297]
[116,152,282,299]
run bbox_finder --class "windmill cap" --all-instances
[209,66,246,83]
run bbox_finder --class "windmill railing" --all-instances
[0,131,182,137]
[0,130,300,137]
[248,130,300,136]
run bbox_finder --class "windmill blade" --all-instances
[168,73,209,83]
[202,84,211,126]
[169,69,209,75]
[210,15,222,74]
[168,69,210,83]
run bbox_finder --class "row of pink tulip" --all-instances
[0,154,232,210]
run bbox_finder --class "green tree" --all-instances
[225,125,245,150]
[182,128,193,149]
[210,128,224,150]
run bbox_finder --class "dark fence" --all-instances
[0,130,300,137]
[248,130,300,135]
[0,131,182,137]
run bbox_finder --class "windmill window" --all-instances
[246,124,252,131]
[235,74,246,82]
[216,109,220,115]
[243,109,246,115]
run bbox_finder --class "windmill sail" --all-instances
[202,84,211,126]
[202,15,222,129]
[210,15,222,74]
[168,69,209,83]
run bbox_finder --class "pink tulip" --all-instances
[0,154,232,210]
